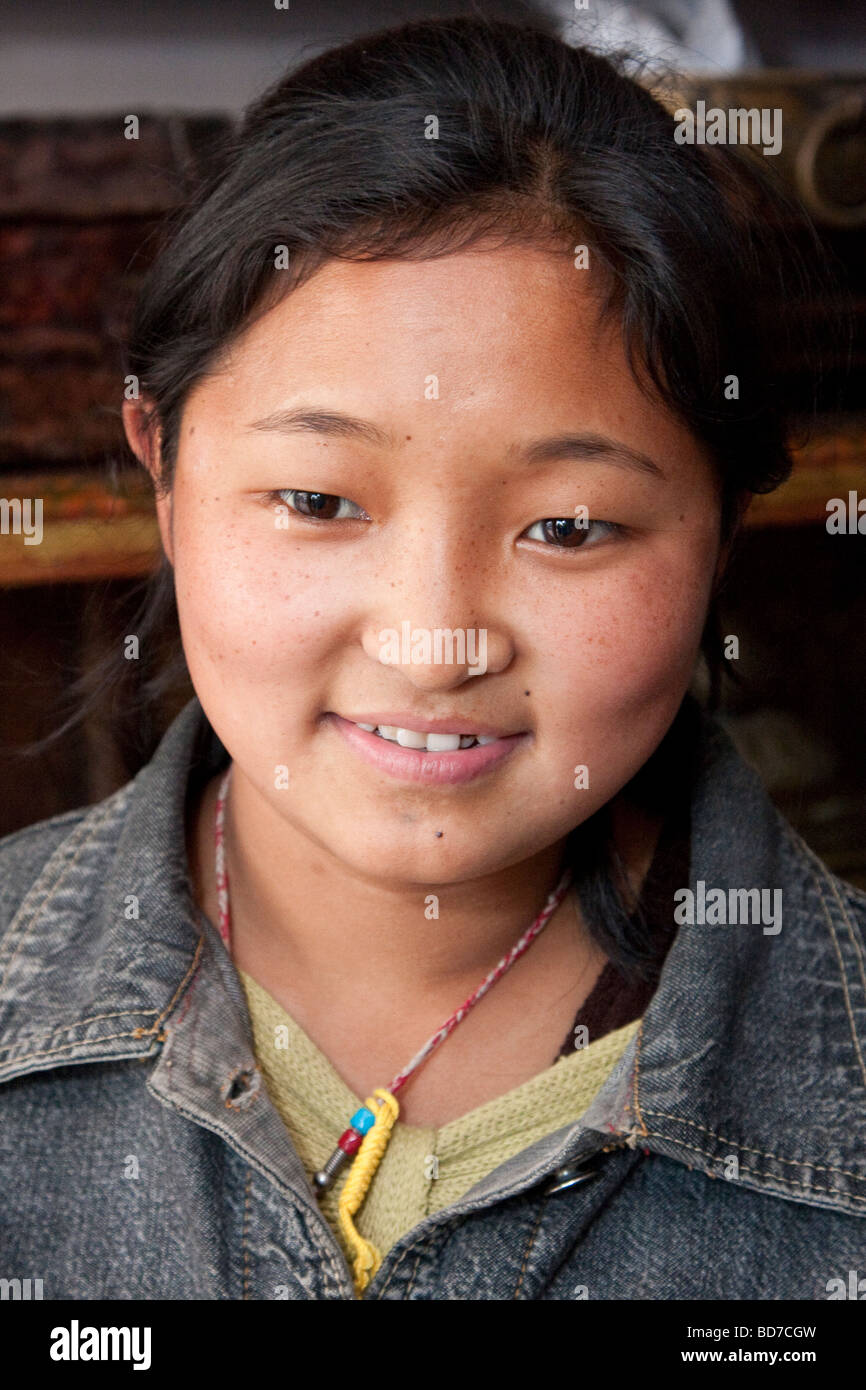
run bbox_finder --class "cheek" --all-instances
[537,541,714,735]
[170,501,351,686]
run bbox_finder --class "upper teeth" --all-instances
[355,723,498,751]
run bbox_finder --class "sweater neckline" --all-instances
[237,964,641,1140]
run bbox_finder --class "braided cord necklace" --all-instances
[214,762,573,1294]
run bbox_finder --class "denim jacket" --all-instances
[1,695,864,1300]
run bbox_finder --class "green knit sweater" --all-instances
[239,967,639,1267]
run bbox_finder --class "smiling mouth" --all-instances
[353,723,496,752]
[334,713,526,752]
[325,713,529,784]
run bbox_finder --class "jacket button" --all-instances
[543,1161,601,1195]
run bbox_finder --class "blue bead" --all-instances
[350,1106,376,1135]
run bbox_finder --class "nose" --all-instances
[362,619,513,690]
[360,532,514,690]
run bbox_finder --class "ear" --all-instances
[123,397,174,567]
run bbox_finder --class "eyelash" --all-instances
[265,489,626,550]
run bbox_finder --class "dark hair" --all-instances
[38,14,838,978]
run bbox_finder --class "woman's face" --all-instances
[133,245,723,887]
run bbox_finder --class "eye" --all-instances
[269,489,368,521]
[523,517,624,548]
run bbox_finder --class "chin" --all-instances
[327,826,490,887]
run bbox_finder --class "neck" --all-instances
[188,763,661,1015]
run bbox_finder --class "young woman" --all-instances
[1,17,863,1301]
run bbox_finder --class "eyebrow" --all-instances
[248,407,396,451]
[246,407,665,479]
[517,431,664,479]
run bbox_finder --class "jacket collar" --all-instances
[0,697,231,1076]
[1,695,865,1217]
[612,714,866,1218]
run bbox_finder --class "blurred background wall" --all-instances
[0,0,865,113]
[0,0,864,887]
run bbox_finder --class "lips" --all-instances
[349,721,498,753]
[326,713,529,785]
[337,713,518,739]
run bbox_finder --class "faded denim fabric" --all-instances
[0,695,864,1300]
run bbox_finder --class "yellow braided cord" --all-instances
[337,1087,400,1296]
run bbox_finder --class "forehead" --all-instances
[219,244,614,383]
[190,245,705,476]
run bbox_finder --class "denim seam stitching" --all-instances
[375,1214,465,1297]
[303,1224,350,1300]
[0,1027,158,1067]
[134,937,205,1037]
[640,1109,866,1181]
[631,1018,648,1137]
[642,1130,866,1203]
[512,1196,549,1299]
[633,824,866,1187]
[242,1167,252,1300]
[403,1244,426,1298]
[0,1009,158,1056]
[145,1092,350,1298]
[782,819,866,979]
[150,941,350,1298]
[806,861,866,1085]
[785,824,866,1085]
[0,797,120,991]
